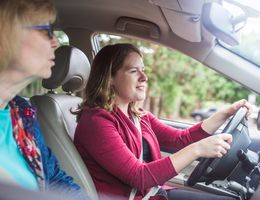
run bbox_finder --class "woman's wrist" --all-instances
[201,110,228,134]
[190,142,201,159]
[170,143,200,173]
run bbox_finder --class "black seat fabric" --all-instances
[30,46,98,200]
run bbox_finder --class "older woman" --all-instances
[74,43,251,200]
[0,0,87,199]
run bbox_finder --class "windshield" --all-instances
[220,0,260,67]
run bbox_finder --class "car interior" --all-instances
[24,0,260,200]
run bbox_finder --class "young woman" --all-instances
[0,0,87,199]
[74,43,251,200]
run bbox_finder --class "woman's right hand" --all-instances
[193,133,233,158]
[170,133,233,173]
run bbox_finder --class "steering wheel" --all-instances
[187,107,249,186]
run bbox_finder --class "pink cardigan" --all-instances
[74,107,209,200]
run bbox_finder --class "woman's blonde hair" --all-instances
[0,0,56,71]
[77,43,143,119]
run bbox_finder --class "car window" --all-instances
[94,33,260,137]
[219,0,260,67]
[55,30,69,46]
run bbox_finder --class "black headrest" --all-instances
[42,46,90,93]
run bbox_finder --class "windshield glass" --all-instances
[220,0,260,67]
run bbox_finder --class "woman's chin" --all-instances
[41,70,52,79]
[136,95,146,101]
[38,74,50,80]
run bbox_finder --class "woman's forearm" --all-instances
[201,110,227,134]
[169,143,199,173]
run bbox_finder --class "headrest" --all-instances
[42,46,90,93]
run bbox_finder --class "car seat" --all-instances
[30,46,99,200]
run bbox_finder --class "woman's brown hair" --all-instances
[77,43,143,118]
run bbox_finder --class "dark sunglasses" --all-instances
[29,24,54,39]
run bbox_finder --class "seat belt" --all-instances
[129,116,160,200]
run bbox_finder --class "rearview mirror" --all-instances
[202,2,240,46]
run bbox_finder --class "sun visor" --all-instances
[149,0,205,42]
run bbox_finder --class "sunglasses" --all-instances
[29,24,54,39]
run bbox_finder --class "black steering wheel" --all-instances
[187,107,250,186]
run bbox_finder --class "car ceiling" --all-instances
[54,0,216,60]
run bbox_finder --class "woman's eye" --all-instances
[37,29,49,37]
[130,70,137,73]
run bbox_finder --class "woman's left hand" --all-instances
[202,99,252,134]
[222,99,252,119]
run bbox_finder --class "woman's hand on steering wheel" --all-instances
[222,99,253,118]
[193,134,233,158]
[202,99,252,135]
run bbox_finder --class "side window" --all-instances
[94,33,260,137]
[19,31,69,97]
[55,30,69,46]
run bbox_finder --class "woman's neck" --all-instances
[116,103,129,117]
[0,69,33,109]
[115,97,130,117]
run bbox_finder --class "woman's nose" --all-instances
[140,71,148,82]
[51,36,60,49]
